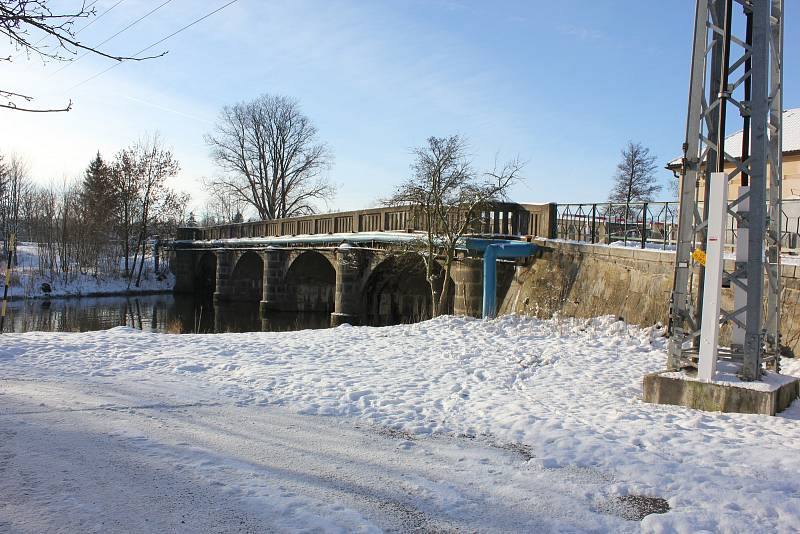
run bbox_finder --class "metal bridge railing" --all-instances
[554,199,800,254]
[555,202,679,250]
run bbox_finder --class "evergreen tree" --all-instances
[79,152,117,274]
[80,152,115,214]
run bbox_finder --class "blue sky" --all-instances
[2,0,798,213]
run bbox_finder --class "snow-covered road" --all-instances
[1,376,635,533]
[2,315,800,532]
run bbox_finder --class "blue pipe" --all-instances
[465,239,537,319]
[483,244,499,319]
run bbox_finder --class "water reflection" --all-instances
[2,294,331,334]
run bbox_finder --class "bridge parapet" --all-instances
[176,202,556,242]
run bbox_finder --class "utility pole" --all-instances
[667,0,784,381]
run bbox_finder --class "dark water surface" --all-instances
[1,294,331,334]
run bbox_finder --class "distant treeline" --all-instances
[0,134,189,287]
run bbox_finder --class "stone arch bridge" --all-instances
[169,203,554,326]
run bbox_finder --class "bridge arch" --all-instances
[284,251,336,312]
[195,251,217,296]
[230,251,264,301]
[361,253,453,326]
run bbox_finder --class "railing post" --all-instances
[591,204,597,244]
[641,202,648,249]
[622,202,629,247]
[548,203,557,239]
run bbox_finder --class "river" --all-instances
[1,294,333,334]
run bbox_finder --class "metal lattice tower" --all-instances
[667,0,783,381]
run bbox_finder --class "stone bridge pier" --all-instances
[331,246,362,326]
[170,244,500,326]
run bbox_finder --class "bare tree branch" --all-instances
[0,99,70,112]
[1,0,165,112]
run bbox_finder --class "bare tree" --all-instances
[388,136,523,317]
[668,171,680,199]
[1,0,164,112]
[0,153,7,254]
[608,141,661,243]
[205,94,334,220]
[110,148,138,278]
[0,152,30,255]
[609,141,661,204]
[202,179,252,224]
[115,135,181,287]
[57,178,81,278]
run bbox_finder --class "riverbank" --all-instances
[3,288,173,302]
[1,243,174,300]
[2,315,800,532]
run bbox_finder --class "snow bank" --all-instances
[2,315,800,532]
[1,243,174,299]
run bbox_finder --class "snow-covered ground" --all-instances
[2,315,800,532]
[1,243,174,299]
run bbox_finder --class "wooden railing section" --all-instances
[177,203,556,241]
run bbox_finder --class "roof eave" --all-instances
[665,148,800,171]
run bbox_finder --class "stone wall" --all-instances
[499,239,673,327]
[499,239,800,355]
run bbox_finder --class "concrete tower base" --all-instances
[643,370,799,416]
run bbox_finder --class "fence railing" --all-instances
[554,199,800,254]
[555,202,679,250]
[177,203,556,242]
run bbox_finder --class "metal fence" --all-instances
[555,202,679,249]
[555,200,800,254]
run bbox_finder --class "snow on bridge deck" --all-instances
[172,230,429,249]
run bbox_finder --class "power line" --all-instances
[68,0,238,92]
[74,0,127,35]
[52,0,175,76]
